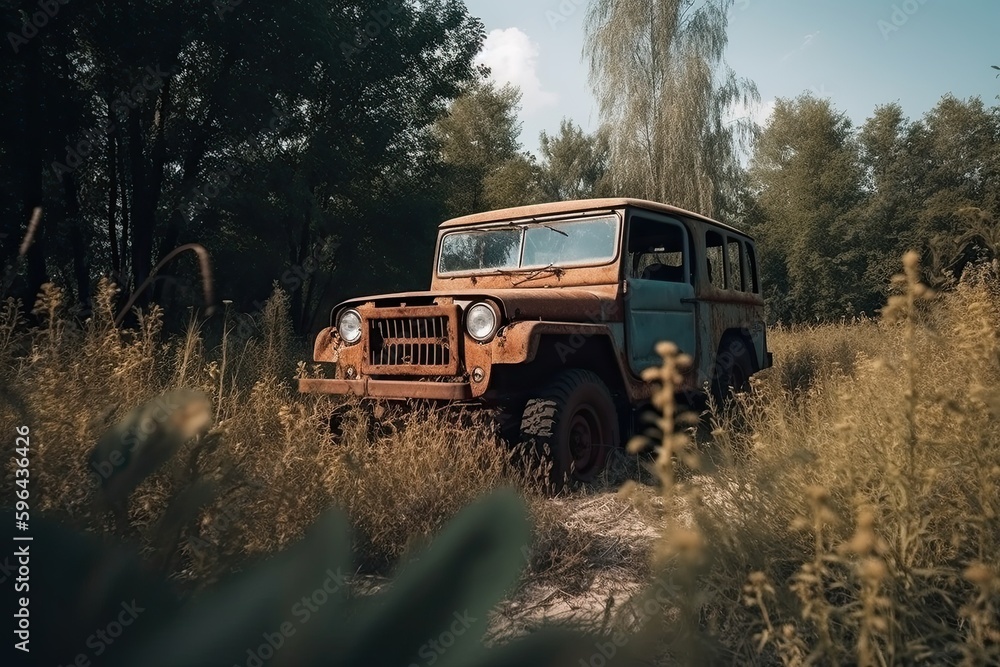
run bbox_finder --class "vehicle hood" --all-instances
[335,285,621,323]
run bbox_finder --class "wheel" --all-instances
[327,401,384,442]
[328,403,353,440]
[520,369,620,490]
[711,334,755,406]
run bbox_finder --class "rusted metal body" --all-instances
[300,198,771,407]
[435,197,748,234]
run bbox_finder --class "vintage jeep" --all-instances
[300,198,772,483]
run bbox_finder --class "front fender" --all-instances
[491,320,622,364]
[488,320,655,402]
[313,327,339,363]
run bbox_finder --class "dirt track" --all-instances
[489,489,662,640]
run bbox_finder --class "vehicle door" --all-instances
[623,212,697,376]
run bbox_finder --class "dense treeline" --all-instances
[0,0,486,332]
[1,0,997,329]
[0,0,616,332]
[746,93,1000,322]
[436,86,1000,324]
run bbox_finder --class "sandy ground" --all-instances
[488,487,666,641]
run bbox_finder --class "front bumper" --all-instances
[297,377,474,401]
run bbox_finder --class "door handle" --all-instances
[680,298,698,305]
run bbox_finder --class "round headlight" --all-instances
[466,302,499,342]
[337,309,362,344]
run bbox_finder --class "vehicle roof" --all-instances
[438,197,753,238]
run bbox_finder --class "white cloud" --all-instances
[727,97,777,128]
[474,28,558,114]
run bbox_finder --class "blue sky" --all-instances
[463,0,1000,155]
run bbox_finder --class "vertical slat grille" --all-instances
[367,315,451,369]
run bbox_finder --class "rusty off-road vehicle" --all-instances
[300,198,772,483]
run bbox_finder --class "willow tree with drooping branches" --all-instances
[585,0,758,218]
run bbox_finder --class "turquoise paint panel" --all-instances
[625,279,696,375]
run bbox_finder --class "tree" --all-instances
[537,120,610,201]
[748,94,865,321]
[854,96,1000,287]
[915,96,1000,236]
[909,96,1000,284]
[584,0,758,218]
[0,0,485,332]
[482,156,545,211]
[854,103,923,306]
[434,78,543,216]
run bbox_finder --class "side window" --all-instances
[727,237,745,291]
[705,231,725,287]
[745,242,760,293]
[628,216,689,283]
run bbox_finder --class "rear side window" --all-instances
[727,237,744,291]
[705,231,725,287]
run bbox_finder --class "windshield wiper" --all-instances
[512,264,563,285]
[534,222,568,237]
[508,217,569,237]
[481,267,525,277]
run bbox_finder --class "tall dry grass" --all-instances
[0,280,538,586]
[640,255,1000,665]
[5,253,999,664]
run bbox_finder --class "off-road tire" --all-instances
[711,334,755,406]
[520,369,619,490]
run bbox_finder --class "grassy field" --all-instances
[632,255,1000,664]
[2,255,999,665]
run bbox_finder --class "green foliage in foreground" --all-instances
[4,483,594,667]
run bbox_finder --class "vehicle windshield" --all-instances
[437,216,619,275]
